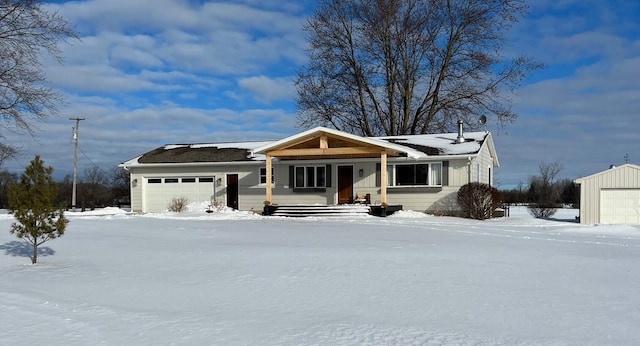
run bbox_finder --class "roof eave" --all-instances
[574,163,640,183]
[119,160,264,169]
[252,126,418,158]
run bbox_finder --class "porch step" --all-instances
[270,204,371,217]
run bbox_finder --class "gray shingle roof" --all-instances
[122,130,490,166]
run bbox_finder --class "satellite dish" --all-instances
[478,115,487,125]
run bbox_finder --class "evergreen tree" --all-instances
[8,155,68,264]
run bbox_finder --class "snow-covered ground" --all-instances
[1,204,639,345]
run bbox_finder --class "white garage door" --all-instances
[600,189,640,224]
[144,177,215,212]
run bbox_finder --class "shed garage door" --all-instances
[600,189,640,224]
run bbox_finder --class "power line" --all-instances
[78,145,112,177]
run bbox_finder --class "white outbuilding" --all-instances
[574,164,640,224]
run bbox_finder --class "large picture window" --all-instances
[389,163,442,186]
[295,165,326,188]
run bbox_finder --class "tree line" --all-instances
[500,162,579,208]
[0,166,130,210]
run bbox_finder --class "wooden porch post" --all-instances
[380,151,387,205]
[266,153,272,204]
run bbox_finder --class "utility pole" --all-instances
[70,117,85,211]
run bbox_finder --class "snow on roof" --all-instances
[376,131,488,156]
[120,130,490,167]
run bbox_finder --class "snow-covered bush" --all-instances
[457,182,503,220]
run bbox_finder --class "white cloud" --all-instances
[7,0,638,191]
[238,76,296,103]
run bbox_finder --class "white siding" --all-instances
[575,165,640,224]
[130,173,143,213]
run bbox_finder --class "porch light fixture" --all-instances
[359,169,364,177]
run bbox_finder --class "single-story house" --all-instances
[119,123,499,215]
[574,164,640,224]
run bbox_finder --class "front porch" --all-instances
[263,204,403,217]
[252,127,412,215]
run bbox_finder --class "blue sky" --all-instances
[4,0,640,189]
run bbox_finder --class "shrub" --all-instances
[168,196,189,212]
[207,200,225,213]
[526,162,563,219]
[527,204,558,219]
[457,182,503,220]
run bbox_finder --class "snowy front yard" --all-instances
[1,206,639,345]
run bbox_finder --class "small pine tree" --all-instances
[8,156,68,264]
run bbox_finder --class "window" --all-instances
[182,178,196,183]
[389,163,442,187]
[148,178,161,184]
[259,167,274,185]
[295,165,326,188]
[198,177,214,183]
[164,178,179,183]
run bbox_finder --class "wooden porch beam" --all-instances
[268,147,399,157]
[265,154,272,204]
[319,135,328,149]
[380,151,387,205]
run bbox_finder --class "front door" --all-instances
[226,174,239,209]
[337,166,353,204]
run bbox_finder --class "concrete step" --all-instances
[270,204,371,217]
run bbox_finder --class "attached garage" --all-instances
[574,164,640,224]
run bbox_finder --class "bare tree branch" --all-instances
[0,0,78,140]
[296,0,543,136]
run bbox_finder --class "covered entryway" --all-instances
[252,127,417,213]
[337,166,353,204]
[600,189,640,224]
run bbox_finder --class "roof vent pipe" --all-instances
[456,120,465,143]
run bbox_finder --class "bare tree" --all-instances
[527,162,563,218]
[80,166,111,207]
[110,167,130,205]
[0,143,19,167]
[296,0,542,136]
[0,0,78,152]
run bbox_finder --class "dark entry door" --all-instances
[337,166,353,204]
[226,174,239,209]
